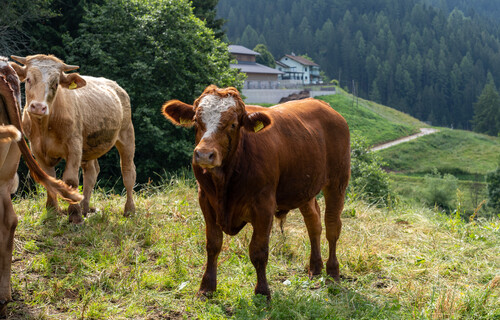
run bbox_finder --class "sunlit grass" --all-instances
[7,177,500,319]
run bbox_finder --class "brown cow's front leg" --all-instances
[249,211,273,298]
[63,153,82,224]
[0,191,18,318]
[198,193,223,297]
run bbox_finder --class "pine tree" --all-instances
[472,75,500,136]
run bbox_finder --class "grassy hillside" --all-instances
[318,92,425,145]
[7,180,499,319]
[378,129,500,179]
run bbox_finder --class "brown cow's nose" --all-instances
[194,149,215,166]
[29,102,47,115]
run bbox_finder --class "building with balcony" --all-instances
[276,54,321,86]
[228,45,283,89]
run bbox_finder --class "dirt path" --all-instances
[370,128,439,152]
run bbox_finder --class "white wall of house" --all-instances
[242,88,336,104]
[278,57,313,85]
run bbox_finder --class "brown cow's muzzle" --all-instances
[28,101,48,116]
[193,146,221,169]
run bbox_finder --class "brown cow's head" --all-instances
[162,85,271,169]
[9,54,86,117]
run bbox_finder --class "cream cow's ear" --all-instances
[60,72,86,90]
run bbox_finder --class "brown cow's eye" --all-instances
[26,78,31,85]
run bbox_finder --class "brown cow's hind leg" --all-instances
[323,183,346,281]
[299,198,323,277]
[0,192,18,318]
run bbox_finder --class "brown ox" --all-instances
[162,85,350,298]
[10,54,136,223]
[0,57,82,318]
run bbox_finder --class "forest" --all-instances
[1,0,240,185]
[217,0,500,133]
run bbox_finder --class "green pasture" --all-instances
[377,129,500,180]
[318,92,424,145]
[7,179,499,319]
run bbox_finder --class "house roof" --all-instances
[281,54,318,66]
[275,60,289,68]
[230,62,283,75]
[228,45,260,56]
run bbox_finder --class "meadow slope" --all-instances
[7,180,500,319]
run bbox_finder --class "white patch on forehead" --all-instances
[28,59,62,105]
[198,95,236,139]
[30,59,61,83]
[0,59,8,68]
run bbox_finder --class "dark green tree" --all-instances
[472,76,500,136]
[239,25,260,49]
[0,0,55,55]
[253,44,275,68]
[191,0,225,39]
[64,0,243,184]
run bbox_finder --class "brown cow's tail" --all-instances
[0,73,83,204]
[17,138,83,204]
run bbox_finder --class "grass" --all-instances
[6,177,500,319]
[378,129,500,179]
[317,91,424,145]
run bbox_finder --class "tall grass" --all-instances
[7,177,499,319]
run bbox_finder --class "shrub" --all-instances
[422,168,458,210]
[349,133,390,204]
[486,166,500,213]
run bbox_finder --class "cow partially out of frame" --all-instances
[10,54,136,223]
[0,57,82,318]
[162,85,350,298]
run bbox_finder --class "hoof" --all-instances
[69,213,84,224]
[254,288,271,300]
[0,300,9,319]
[68,204,84,224]
[123,204,135,217]
[196,290,214,301]
[308,262,323,278]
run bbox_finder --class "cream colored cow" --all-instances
[0,56,82,318]
[10,54,136,223]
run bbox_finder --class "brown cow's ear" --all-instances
[9,62,26,82]
[243,111,272,133]
[162,100,195,127]
[60,73,86,90]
